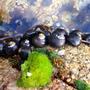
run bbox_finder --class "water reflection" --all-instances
[41,0,52,6]
[0,0,90,34]
[74,4,90,32]
[27,0,37,5]
[2,7,38,34]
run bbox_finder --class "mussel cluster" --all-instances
[0,25,90,60]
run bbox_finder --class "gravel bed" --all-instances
[63,44,90,84]
[0,58,19,90]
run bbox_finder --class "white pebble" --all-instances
[58,50,65,56]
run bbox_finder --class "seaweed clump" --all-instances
[75,80,90,90]
[17,51,53,88]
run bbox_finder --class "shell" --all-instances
[82,33,90,44]
[18,39,31,60]
[67,30,82,46]
[3,40,18,56]
[48,28,66,48]
[31,32,46,47]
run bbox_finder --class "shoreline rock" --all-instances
[0,43,90,90]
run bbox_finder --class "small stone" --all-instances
[66,78,72,83]
[58,50,65,56]
[71,74,75,79]
[79,73,84,77]
[71,68,79,75]
[87,74,90,80]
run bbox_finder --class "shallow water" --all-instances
[0,0,90,34]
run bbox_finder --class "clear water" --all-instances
[0,0,90,34]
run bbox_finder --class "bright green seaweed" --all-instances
[17,51,53,88]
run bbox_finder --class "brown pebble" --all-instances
[71,74,75,79]
[66,78,72,83]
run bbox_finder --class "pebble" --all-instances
[66,78,72,83]
[58,49,65,56]
[64,44,90,84]
[71,74,75,80]
[71,68,79,76]
[87,74,90,80]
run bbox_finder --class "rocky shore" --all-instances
[0,43,90,90]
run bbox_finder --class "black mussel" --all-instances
[85,35,90,44]
[24,25,51,43]
[69,30,82,35]
[24,25,49,47]
[14,34,23,42]
[23,29,36,39]
[20,39,30,48]
[19,48,31,60]
[13,34,23,47]
[34,25,51,36]
[31,32,46,47]
[67,30,82,46]
[3,40,18,56]
[19,39,31,60]
[23,25,43,39]
[82,34,90,44]
[16,39,31,70]
[52,28,67,35]
[48,28,66,48]
[17,39,31,70]
[33,25,51,45]
[0,33,23,44]
[0,42,5,56]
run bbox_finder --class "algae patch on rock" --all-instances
[17,51,53,88]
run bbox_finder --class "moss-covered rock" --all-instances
[17,51,53,88]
